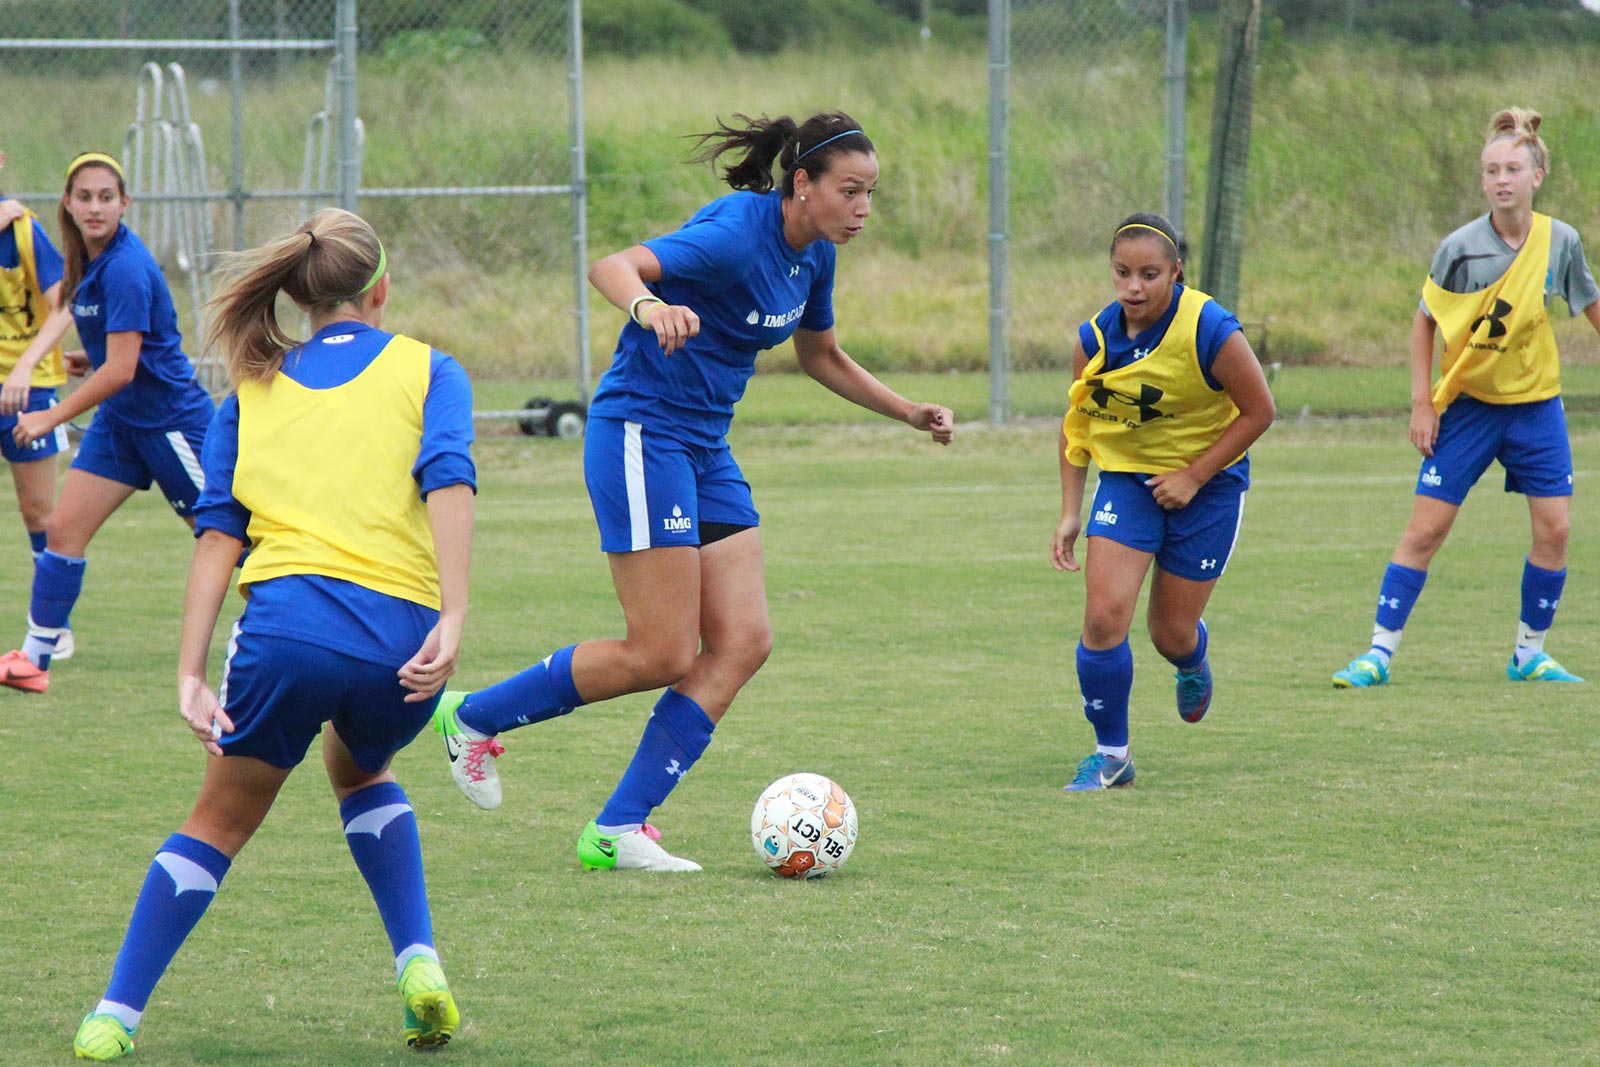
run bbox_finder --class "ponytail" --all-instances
[1485,107,1549,173]
[690,111,873,197]
[205,208,386,386]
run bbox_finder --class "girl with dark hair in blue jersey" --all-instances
[1,152,216,694]
[431,110,954,872]
[72,208,475,1060]
[1051,212,1274,791]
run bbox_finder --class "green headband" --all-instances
[358,241,386,296]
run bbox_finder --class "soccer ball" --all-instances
[750,773,858,879]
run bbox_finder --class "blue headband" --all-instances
[794,129,864,164]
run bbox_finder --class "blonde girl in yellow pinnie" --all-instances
[1332,108,1600,689]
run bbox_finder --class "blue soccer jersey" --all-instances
[588,190,837,448]
[69,223,214,431]
[194,322,477,666]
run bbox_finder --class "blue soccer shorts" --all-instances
[216,625,437,772]
[0,387,69,463]
[1085,469,1246,581]
[583,415,760,553]
[71,414,209,517]
[1417,395,1572,505]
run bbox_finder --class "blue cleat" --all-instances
[1175,660,1212,723]
[1507,652,1585,683]
[1063,752,1135,791]
[1333,652,1390,689]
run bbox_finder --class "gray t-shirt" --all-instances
[1425,213,1599,314]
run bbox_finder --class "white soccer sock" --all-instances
[1095,744,1130,760]
[94,1000,141,1031]
[1514,623,1547,667]
[1368,625,1402,666]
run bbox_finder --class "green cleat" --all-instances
[73,1014,135,1061]
[1333,652,1390,688]
[1507,652,1585,683]
[576,820,701,872]
[398,955,459,1048]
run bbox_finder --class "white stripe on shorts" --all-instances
[166,430,206,491]
[217,619,242,709]
[1217,491,1246,576]
[624,420,650,551]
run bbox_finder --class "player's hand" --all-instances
[1409,401,1439,458]
[642,303,700,356]
[1051,514,1082,572]
[178,673,233,756]
[399,615,462,702]
[1144,469,1201,510]
[11,408,51,448]
[0,199,24,229]
[907,403,955,445]
[63,349,90,377]
[0,365,30,416]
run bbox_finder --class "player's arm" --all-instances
[588,244,700,355]
[1408,307,1440,458]
[1053,337,1092,573]
[12,329,140,445]
[792,326,953,444]
[178,528,244,756]
[398,483,475,702]
[1583,297,1600,338]
[1146,330,1275,510]
[0,293,67,416]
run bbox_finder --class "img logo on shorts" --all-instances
[1421,465,1443,488]
[1093,499,1118,526]
[662,504,692,534]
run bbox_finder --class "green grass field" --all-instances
[3,414,1597,1066]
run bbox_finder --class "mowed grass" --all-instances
[2,416,1597,1066]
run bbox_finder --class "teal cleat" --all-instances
[1333,652,1390,689]
[73,1014,135,1061]
[1063,752,1135,791]
[1507,652,1585,683]
[1175,660,1212,723]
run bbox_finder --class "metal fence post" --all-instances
[336,0,359,213]
[229,0,246,249]
[569,0,591,402]
[1164,0,1188,238]
[987,0,1010,426]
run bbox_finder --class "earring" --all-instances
[800,194,807,201]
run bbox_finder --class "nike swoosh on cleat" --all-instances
[596,839,616,858]
[444,734,464,764]
[1099,767,1129,787]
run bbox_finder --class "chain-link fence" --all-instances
[0,0,584,404]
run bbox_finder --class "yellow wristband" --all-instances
[629,294,665,327]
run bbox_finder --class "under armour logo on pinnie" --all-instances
[1470,298,1512,339]
[1085,378,1167,423]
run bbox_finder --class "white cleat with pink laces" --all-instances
[432,691,506,810]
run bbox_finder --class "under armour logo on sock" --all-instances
[1082,697,1104,711]
[1538,597,1558,610]
[1379,595,1400,609]
[665,759,686,779]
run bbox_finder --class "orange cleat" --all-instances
[0,649,48,693]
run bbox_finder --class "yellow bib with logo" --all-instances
[234,333,440,608]
[1062,286,1240,473]
[1422,212,1559,413]
[0,210,67,386]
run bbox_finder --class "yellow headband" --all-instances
[1115,222,1177,250]
[67,151,126,184]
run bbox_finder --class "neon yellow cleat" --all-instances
[73,1014,135,1061]
[398,955,459,1048]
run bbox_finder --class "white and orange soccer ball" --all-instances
[750,773,858,879]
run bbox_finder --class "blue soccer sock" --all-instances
[457,644,585,736]
[23,550,86,669]
[28,529,47,560]
[1076,638,1134,756]
[1167,618,1209,672]
[1515,559,1566,666]
[1369,562,1427,665]
[98,833,231,1030]
[596,689,715,830]
[340,782,436,975]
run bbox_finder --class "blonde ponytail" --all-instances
[1484,107,1549,173]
